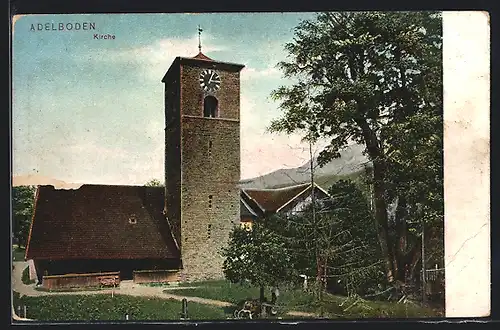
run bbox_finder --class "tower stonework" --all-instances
[162,53,244,281]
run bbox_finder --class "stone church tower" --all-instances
[162,49,244,281]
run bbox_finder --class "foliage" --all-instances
[22,266,35,285]
[269,11,443,285]
[12,292,229,321]
[144,179,163,187]
[324,180,384,294]
[318,293,442,318]
[168,280,442,318]
[13,246,26,261]
[12,186,36,248]
[266,180,384,296]
[222,223,296,301]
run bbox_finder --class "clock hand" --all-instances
[208,72,214,84]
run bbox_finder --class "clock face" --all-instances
[199,69,221,93]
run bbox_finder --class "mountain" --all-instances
[14,144,371,191]
[239,144,372,189]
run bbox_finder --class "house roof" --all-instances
[241,182,332,215]
[240,198,258,219]
[241,183,311,214]
[25,185,180,261]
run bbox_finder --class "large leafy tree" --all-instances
[222,222,296,303]
[269,12,443,285]
[12,185,36,248]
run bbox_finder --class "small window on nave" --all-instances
[203,96,218,118]
[129,214,137,224]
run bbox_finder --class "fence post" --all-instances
[421,221,427,304]
[181,298,189,320]
[17,306,21,317]
[23,306,27,318]
[125,313,129,321]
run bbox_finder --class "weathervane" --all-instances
[198,25,203,53]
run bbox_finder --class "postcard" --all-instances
[10,11,489,322]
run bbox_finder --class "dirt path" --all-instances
[11,262,316,317]
[12,262,35,297]
[12,262,237,308]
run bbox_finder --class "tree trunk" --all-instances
[408,243,422,289]
[259,286,265,303]
[355,115,395,284]
[372,163,395,284]
[394,196,408,282]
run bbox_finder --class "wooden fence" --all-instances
[42,271,120,290]
[423,267,445,296]
[132,269,180,284]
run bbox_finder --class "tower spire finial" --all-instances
[198,25,203,53]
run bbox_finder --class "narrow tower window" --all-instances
[207,224,212,238]
[208,195,213,208]
[208,140,212,156]
[203,96,218,118]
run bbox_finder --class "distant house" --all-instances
[25,185,181,284]
[239,182,331,229]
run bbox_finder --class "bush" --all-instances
[171,280,442,318]
[12,247,26,261]
[321,293,443,318]
[22,267,35,285]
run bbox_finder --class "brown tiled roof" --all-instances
[25,185,180,261]
[242,183,310,214]
[192,52,213,61]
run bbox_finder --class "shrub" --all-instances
[21,267,35,285]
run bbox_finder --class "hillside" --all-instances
[239,144,372,189]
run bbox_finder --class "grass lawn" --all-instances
[169,280,442,319]
[12,291,231,321]
[174,280,260,303]
[13,246,26,262]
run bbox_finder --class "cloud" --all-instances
[241,66,281,81]
[90,34,227,80]
[14,30,317,184]
[241,131,312,179]
[240,88,314,179]
[57,137,164,185]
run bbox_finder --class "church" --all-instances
[25,40,246,286]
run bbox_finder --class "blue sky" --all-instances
[12,13,320,185]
